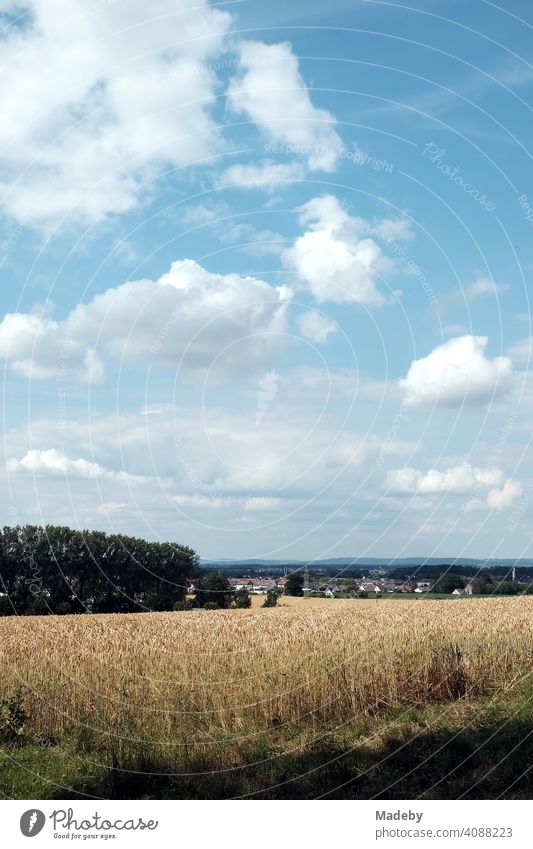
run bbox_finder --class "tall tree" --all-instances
[284,572,305,597]
[193,572,232,609]
[0,525,199,616]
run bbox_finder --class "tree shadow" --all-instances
[53,713,532,800]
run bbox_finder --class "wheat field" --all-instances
[1,597,531,778]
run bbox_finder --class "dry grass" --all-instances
[0,598,531,772]
[250,593,347,608]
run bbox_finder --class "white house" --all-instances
[359,582,381,593]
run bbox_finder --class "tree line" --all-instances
[0,525,291,617]
[433,572,533,595]
[0,525,198,616]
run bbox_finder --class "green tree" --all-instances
[0,524,199,616]
[194,572,232,609]
[433,573,465,594]
[494,581,518,596]
[284,572,304,597]
[470,576,493,595]
[262,588,279,607]
[234,588,251,608]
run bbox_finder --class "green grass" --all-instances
[1,679,531,800]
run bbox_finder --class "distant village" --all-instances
[190,564,532,600]
[224,574,473,597]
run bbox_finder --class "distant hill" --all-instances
[202,557,533,572]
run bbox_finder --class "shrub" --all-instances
[0,690,27,745]
[262,588,279,608]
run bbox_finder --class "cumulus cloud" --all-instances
[389,463,522,512]
[0,311,104,383]
[0,0,233,228]
[464,480,523,512]
[386,462,504,494]
[486,480,523,510]
[75,258,290,374]
[1,259,290,382]
[227,41,342,172]
[297,311,337,344]
[0,7,345,229]
[6,449,140,482]
[400,335,513,407]
[282,195,391,305]
[215,160,304,190]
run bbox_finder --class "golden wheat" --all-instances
[0,598,531,768]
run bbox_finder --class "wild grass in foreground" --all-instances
[0,598,531,799]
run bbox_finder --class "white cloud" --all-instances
[0,6,348,228]
[487,480,523,510]
[0,311,104,383]
[243,496,281,511]
[179,201,233,227]
[398,467,523,513]
[297,311,337,344]
[282,195,389,305]
[97,501,129,514]
[227,40,342,172]
[172,493,280,511]
[387,462,504,494]
[216,160,304,190]
[464,479,523,512]
[173,494,235,510]
[6,449,139,481]
[372,217,415,242]
[462,276,509,301]
[78,258,290,374]
[2,258,291,382]
[400,335,513,407]
[462,498,487,512]
[0,0,231,228]
[438,277,509,312]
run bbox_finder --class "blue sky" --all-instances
[1,0,533,560]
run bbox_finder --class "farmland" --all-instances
[0,597,532,799]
